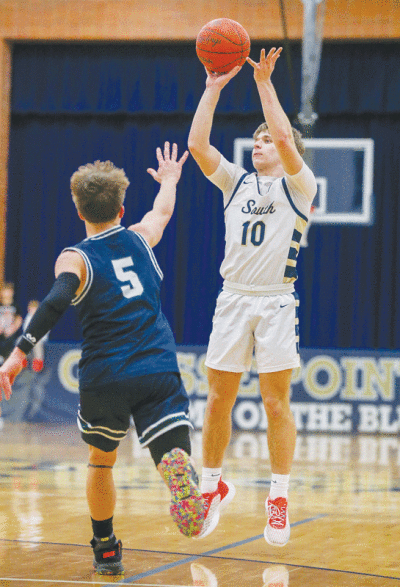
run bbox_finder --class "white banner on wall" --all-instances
[4,343,400,434]
[178,346,400,434]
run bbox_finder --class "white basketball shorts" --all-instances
[205,290,300,373]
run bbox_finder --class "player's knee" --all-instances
[206,388,237,414]
[148,425,191,467]
[207,370,241,408]
[263,395,287,420]
[88,445,118,467]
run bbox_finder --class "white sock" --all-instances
[269,473,290,500]
[201,467,221,493]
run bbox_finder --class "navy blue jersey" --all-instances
[64,225,179,388]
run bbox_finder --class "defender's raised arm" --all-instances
[129,142,188,247]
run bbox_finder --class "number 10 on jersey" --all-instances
[241,220,266,247]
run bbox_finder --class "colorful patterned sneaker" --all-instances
[161,448,205,537]
[190,562,218,587]
[197,478,236,539]
[264,497,290,546]
[90,534,124,575]
[262,565,289,587]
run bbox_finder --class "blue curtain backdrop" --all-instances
[6,42,400,349]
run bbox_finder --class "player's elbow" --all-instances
[154,210,172,239]
[157,205,174,225]
[274,131,295,151]
[188,131,212,156]
[148,223,167,248]
[188,144,220,176]
[187,139,203,160]
[138,221,166,248]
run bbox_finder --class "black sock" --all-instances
[91,516,114,540]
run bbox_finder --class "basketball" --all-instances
[196,18,251,75]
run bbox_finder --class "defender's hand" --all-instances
[147,142,189,185]
[0,348,27,405]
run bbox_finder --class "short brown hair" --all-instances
[253,122,305,157]
[70,160,130,223]
[2,282,14,291]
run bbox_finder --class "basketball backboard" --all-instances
[233,137,374,225]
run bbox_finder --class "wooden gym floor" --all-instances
[0,421,399,586]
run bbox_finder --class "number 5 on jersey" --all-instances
[112,256,144,298]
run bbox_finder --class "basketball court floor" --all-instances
[0,421,399,586]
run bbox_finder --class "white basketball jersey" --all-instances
[207,155,317,287]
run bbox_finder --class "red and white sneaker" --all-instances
[197,479,235,539]
[264,497,290,546]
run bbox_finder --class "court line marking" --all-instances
[105,513,400,585]
[0,580,189,586]
[114,514,328,584]
[1,515,399,584]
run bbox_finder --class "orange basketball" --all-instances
[196,18,251,75]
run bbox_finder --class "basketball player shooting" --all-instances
[188,48,317,545]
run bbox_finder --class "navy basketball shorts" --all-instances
[77,372,193,452]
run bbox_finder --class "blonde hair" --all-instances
[253,122,305,157]
[70,160,130,224]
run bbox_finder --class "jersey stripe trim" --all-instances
[292,228,302,243]
[86,226,125,241]
[77,412,129,441]
[293,291,300,354]
[223,281,294,296]
[283,215,307,283]
[140,410,189,437]
[139,419,193,447]
[281,177,309,222]
[224,172,250,212]
[63,247,94,305]
[284,266,298,280]
[134,231,164,280]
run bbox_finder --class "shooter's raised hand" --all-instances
[205,65,242,91]
[247,48,282,83]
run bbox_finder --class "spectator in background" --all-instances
[23,300,48,372]
[0,283,23,365]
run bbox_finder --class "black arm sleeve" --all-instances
[16,272,81,355]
